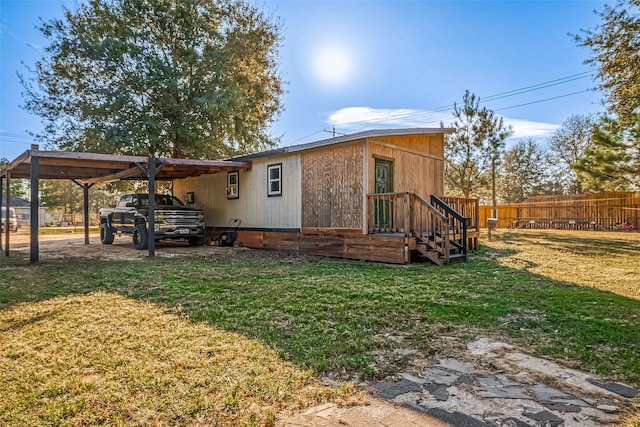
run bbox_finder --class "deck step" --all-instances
[415,243,444,266]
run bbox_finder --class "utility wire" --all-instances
[325,71,596,128]
[0,131,35,140]
[481,72,592,102]
[493,89,593,112]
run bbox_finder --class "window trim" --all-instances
[267,163,282,197]
[226,171,239,199]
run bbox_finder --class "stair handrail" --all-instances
[430,195,469,225]
[430,195,469,258]
[410,193,450,263]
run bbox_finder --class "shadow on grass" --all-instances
[1,247,639,387]
[499,229,640,257]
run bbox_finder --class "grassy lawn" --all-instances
[0,229,639,425]
[37,226,101,235]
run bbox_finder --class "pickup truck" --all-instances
[99,194,206,249]
[1,207,19,232]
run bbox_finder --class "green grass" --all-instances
[37,226,101,235]
[1,230,639,385]
[1,229,639,425]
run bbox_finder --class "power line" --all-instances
[493,89,593,112]
[324,71,596,129]
[481,72,593,102]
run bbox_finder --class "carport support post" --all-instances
[4,172,10,256]
[71,180,94,245]
[30,155,39,264]
[145,157,167,258]
[148,157,156,258]
[1,175,3,252]
[82,184,93,245]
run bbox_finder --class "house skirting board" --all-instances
[207,227,410,264]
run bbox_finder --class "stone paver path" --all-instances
[283,338,638,427]
[371,338,638,427]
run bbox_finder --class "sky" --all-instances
[0,0,607,161]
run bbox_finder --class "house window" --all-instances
[227,171,239,199]
[267,163,282,197]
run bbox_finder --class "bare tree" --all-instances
[498,139,546,203]
[546,114,594,194]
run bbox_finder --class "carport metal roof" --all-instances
[1,148,252,263]
[1,149,251,182]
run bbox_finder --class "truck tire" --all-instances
[100,223,115,244]
[133,224,148,250]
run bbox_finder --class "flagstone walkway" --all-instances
[284,338,639,427]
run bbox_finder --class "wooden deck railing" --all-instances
[440,196,480,229]
[366,192,452,263]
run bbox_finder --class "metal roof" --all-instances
[0,150,251,183]
[0,128,451,179]
[233,127,453,161]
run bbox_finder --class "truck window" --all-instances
[117,196,130,208]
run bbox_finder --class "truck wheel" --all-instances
[133,224,148,250]
[100,223,115,244]
[100,222,114,245]
[188,236,205,247]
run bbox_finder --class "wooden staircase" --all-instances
[367,192,476,265]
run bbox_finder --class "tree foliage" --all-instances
[574,119,640,190]
[574,1,640,189]
[546,114,594,194]
[0,158,28,199]
[444,90,513,198]
[498,139,545,203]
[576,0,640,130]
[21,0,284,159]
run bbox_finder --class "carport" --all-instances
[0,147,251,263]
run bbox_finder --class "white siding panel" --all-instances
[173,154,301,229]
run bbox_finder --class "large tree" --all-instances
[546,114,594,194]
[444,90,513,199]
[574,0,640,188]
[574,120,640,190]
[21,0,284,159]
[575,0,640,130]
[498,139,546,203]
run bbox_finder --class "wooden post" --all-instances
[30,155,39,264]
[5,172,10,256]
[0,175,3,253]
[71,179,94,245]
[83,184,91,245]
[403,193,410,237]
[148,156,156,258]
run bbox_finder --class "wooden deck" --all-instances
[210,195,479,265]
[233,230,410,264]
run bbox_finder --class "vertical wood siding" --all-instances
[367,134,444,199]
[173,154,301,229]
[300,142,364,228]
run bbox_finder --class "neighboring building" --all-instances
[174,128,479,265]
[1,193,49,227]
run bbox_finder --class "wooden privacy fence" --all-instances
[478,192,640,230]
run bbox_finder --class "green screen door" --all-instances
[374,159,393,229]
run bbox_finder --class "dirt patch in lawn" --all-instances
[2,230,318,263]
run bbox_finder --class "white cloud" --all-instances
[326,107,559,141]
[503,118,559,140]
[328,107,450,130]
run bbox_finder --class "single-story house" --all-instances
[1,193,49,227]
[173,128,479,265]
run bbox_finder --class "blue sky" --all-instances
[1,0,606,161]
